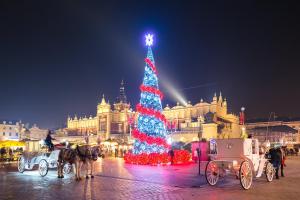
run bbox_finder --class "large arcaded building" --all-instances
[67,81,243,142]
[67,80,133,141]
[163,93,242,142]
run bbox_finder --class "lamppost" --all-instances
[240,107,246,138]
[127,108,134,143]
[266,112,276,142]
[198,115,203,175]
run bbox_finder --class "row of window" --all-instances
[2,132,18,137]
[1,127,13,130]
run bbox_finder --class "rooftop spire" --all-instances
[116,80,127,104]
[101,94,106,105]
[213,92,217,102]
[218,92,223,102]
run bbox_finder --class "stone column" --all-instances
[106,113,111,140]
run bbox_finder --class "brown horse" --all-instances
[76,145,101,179]
[58,145,101,180]
[57,148,82,180]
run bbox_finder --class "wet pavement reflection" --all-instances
[0,157,300,200]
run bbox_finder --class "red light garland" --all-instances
[132,129,170,148]
[124,150,191,165]
[140,84,164,99]
[136,104,167,124]
[145,58,157,74]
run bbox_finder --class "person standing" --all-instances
[168,149,175,165]
[115,148,118,158]
[280,146,286,177]
[8,148,13,162]
[45,130,55,151]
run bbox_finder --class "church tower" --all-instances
[97,94,111,139]
[210,92,218,113]
[116,79,127,103]
[114,80,130,111]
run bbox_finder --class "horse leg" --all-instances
[57,160,61,178]
[72,163,76,175]
[74,161,78,181]
[78,161,82,180]
[60,162,64,178]
[86,161,89,179]
[91,161,94,178]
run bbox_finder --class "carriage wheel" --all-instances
[265,162,274,182]
[17,156,25,173]
[38,159,49,177]
[63,163,72,174]
[239,161,253,190]
[205,161,219,186]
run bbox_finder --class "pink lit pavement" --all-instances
[1,157,300,200]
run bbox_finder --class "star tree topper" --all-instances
[145,34,154,46]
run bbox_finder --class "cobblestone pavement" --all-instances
[0,157,299,200]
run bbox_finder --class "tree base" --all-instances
[124,150,191,165]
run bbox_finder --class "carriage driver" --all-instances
[45,130,55,151]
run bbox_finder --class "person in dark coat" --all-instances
[269,147,282,179]
[280,147,286,177]
[45,130,55,151]
[168,149,175,165]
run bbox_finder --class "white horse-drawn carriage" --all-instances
[17,150,72,177]
[205,138,274,190]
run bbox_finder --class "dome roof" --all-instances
[194,100,210,107]
[164,104,171,110]
[172,102,184,109]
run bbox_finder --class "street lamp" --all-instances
[198,115,203,175]
[266,112,276,142]
[128,108,133,139]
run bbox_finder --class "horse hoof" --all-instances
[61,175,64,178]
[91,175,94,178]
[86,175,89,179]
[58,175,61,178]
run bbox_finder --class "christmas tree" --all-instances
[132,34,169,155]
[125,34,190,165]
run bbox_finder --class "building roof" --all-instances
[251,125,298,133]
[0,120,21,125]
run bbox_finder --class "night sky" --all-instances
[1,1,300,128]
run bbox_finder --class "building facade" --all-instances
[246,120,300,144]
[27,124,49,140]
[67,82,243,143]
[0,120,24,141]
[164,93,242,143]
[67,80,134,141]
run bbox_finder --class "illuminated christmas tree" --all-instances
[125,34,190,165]
[132,33,169,155]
